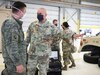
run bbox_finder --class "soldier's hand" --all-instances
[16,65,25,74]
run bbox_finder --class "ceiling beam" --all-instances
[11,0,100,11]
[82,0,100,4]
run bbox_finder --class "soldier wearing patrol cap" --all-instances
[51,19,61,61]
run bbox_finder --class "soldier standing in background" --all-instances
[61,22,83,70]
[1,1,27,75]
[51,19,61,60]
[26,8,59,75]
[53,19,58,26]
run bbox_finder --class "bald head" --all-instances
[37,8,47,22]
[37,8,47,15]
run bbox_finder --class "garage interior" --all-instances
[0,0,100,75]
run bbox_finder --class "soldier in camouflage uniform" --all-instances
[61,22,83,70]
[1,1,27,75]
[26,8,59,75]
[51,19,61,60]
[52,19,58,26]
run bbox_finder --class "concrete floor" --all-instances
[0,52,100,75]
[62,52,100,75]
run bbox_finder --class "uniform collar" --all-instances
[12,16,23,26]
[38,19,49,26]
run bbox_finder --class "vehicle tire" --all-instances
[83,53,99,64]
[81,45,95,51]
[91,47,100,56]
[98,58,100,67]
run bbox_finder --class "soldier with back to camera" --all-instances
[61,22,84,70]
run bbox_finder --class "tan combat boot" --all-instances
[69,63,76,68]
[62,65,67,70]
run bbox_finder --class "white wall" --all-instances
[80,2,100,36]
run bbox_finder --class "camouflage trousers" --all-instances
[4,62,26,75]
[27,54,49,75]
[63,50,74,66]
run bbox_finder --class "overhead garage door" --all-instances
[60,8,78,32]
[80,9,100,36]
[65,8,78,32]
[22,3,59,32]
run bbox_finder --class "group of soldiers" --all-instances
[1,1,83,75]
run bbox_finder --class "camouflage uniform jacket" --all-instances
[1,17,26,66]
[62,28,75,51]
[26,20,59,56]
[51,25,61,50]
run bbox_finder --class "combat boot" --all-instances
[69,63,76,68]
[62,65,67,70]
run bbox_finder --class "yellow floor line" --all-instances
[0,64,4,67]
